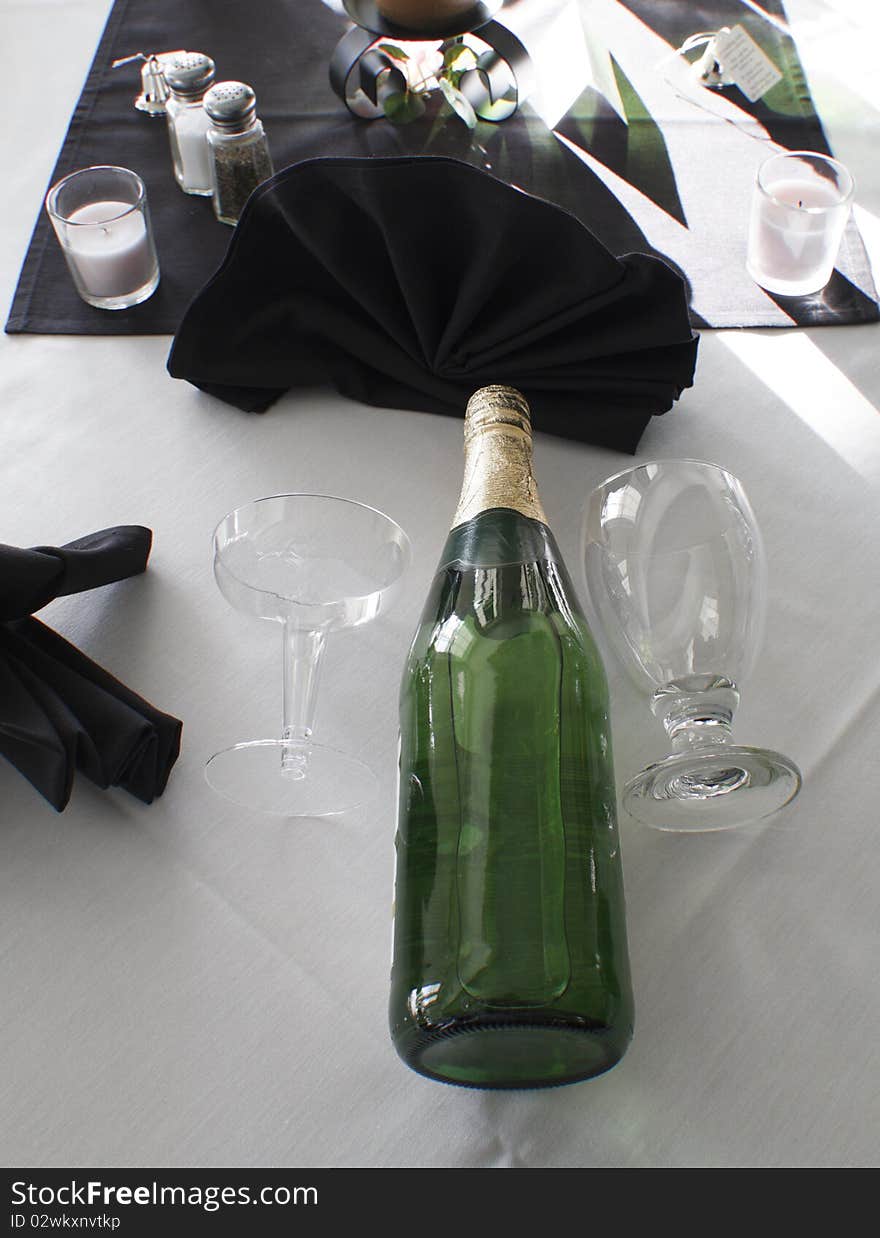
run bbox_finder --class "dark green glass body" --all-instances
[390,507,634,1088]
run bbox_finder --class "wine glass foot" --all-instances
[623,745,802,832]
[205,739,379,818]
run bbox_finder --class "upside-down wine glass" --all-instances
[582,460,801,831]
[207,494,412,816]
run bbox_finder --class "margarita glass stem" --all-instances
[281,622,327,777]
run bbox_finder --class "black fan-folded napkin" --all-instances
[167,156,698,452]
[0,526,182,811]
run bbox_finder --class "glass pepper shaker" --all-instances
[204,82,274,226]
[164,52,216,196]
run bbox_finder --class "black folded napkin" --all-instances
[0,526,182,811]
[168,156,698,453]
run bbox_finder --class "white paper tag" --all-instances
[714,24,783,102]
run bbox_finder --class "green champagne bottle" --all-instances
[390,385,634,1089]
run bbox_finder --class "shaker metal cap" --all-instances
[204,81,258,132]
[165,52,216,99]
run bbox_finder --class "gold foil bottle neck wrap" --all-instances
[452,385,547,528]
[464,385,532,439]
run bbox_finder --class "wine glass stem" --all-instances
[281,623,327,776]
[653,679,740,755]
[669,719,732,753]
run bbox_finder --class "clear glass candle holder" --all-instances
[45,166,160,310]
[746,150,854,297]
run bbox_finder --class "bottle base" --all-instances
[395,1015,631,1090]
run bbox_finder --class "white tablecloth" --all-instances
[2,0,878,1169]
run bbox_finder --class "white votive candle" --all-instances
[46,167,160,310]
[65,201,156,299]
[746,151,854,297]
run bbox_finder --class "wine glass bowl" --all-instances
[207,494,412,817]
[583,460,801,831]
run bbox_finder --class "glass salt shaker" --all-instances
[204,82,274,226]
[164,52,216,195]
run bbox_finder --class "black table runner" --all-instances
[6,0,878,336]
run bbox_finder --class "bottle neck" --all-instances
[451,392,546,530]
[438,507,560,572]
